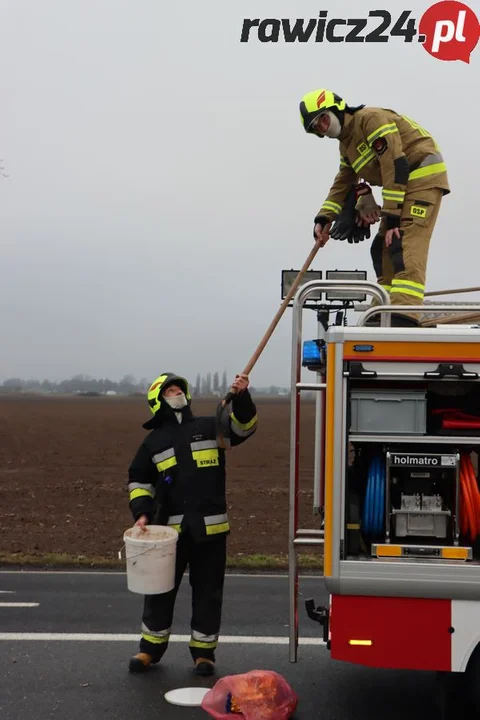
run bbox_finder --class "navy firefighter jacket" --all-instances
[127,391,257,543]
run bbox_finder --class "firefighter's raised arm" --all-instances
[228,373,257,447]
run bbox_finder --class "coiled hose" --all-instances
[362,455,385,536]
[361,452,480,542]
[459,452,480,543]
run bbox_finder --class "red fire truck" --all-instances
[288,277,480,717]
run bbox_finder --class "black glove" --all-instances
[313,214,329,239]
[329,187,358,242]
[351,220,371,243]
[330,186,376,244]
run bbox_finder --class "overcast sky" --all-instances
[0,0,478,388]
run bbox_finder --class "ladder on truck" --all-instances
[287,279,480,663]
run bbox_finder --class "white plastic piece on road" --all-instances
[164,687,209,706]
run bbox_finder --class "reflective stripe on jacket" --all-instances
[318,106,450,224]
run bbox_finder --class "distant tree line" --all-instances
[194,371,228,396]
[1,373,289,397]
[1,374,147,395]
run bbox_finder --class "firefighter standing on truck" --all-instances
[127,371,257,676]
[299,88,450,326]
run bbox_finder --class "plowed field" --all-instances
[0,395,319,566]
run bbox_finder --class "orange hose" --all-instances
[466,455,480,536]
[459,461,468,536]
[464,461,474,538]
[466,466,477,541]
[460,479,468,537]
[460,462,471,539]
[460,463,476,542]
[459,454,480,543]
[464,465,476,540]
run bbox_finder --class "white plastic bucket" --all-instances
[123,525,178,595]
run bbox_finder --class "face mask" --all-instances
[323,110,342,138]
[164,392,188,410]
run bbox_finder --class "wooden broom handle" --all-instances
[222,239,322,405]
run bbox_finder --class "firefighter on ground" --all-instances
[127,371,257,676]
[299,88,450,326]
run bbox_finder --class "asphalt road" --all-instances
[0,571,440,719]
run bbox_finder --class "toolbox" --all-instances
[349,389,427,435]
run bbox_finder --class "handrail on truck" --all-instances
[288,280,391,663]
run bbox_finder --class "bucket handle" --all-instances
[118,543,168,561]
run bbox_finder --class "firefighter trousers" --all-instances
[370,187,444,320]
[139,530,227,663]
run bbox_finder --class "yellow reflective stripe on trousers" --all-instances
[391,279,424,299]
[391,287,424,299]
[141,632,170,644]
[141,623,170,643]
[142,633,169,644]
[393,279,424,291]
[366,122,398,144]
[192,630,218,643]
[189,639,218,649]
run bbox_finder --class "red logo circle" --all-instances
[419,1,479,63]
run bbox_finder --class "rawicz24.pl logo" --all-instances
[240,1,480,63]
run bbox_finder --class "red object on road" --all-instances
[201,669,298,719]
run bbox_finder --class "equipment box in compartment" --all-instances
[350,389,427,435]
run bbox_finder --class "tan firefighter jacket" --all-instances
[316,107,450,228]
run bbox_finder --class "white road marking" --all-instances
[0,603,39,608]
[0,570,320,580]
[0,632,324,644]
[0,590,15,594]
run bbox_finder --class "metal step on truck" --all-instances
[286,271,480,718]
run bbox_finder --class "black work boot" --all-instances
[391,313,420,327]
[128,652,160,673]
[364,313,420,328]
[195,657,215,676]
